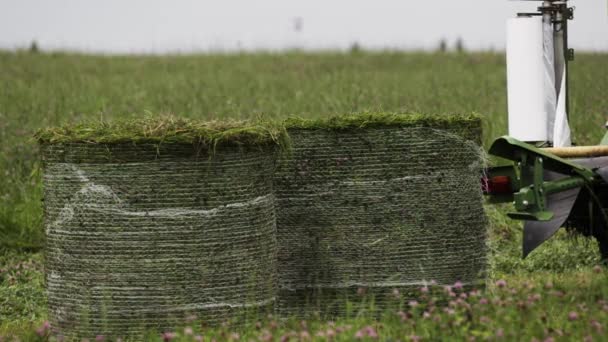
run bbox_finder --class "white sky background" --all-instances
[0,0,606,53]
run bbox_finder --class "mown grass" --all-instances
[0,195,604,340]
[1,50,608,340]
[2,255,607,341]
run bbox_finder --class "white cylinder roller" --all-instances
[506,16,548,142]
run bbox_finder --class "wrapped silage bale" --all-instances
[274,113,488,316]
[36,118,284,339]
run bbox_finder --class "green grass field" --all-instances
[1,50,608,340]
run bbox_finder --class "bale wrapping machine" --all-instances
[484,0,608,261]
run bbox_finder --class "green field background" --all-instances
[1,51,608,339]
[3,51,607,250]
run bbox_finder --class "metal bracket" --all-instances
[568,48,575,61]
[489,136,595,221]
[510,156,555,221]
[489,136,595,181]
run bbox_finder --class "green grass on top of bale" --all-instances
[34,115,288,148]
[284,112,483,143]
[284,112,481,129]
[33,112,482,150]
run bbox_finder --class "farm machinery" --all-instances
[483,0,608,261]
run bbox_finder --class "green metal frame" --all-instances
[488,136,596,221]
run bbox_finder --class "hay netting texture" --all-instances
[41,143,277,338]
[274,126,488,316]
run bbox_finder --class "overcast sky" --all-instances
[0,0,606,53]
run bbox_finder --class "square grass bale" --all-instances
[274,113,488,317]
